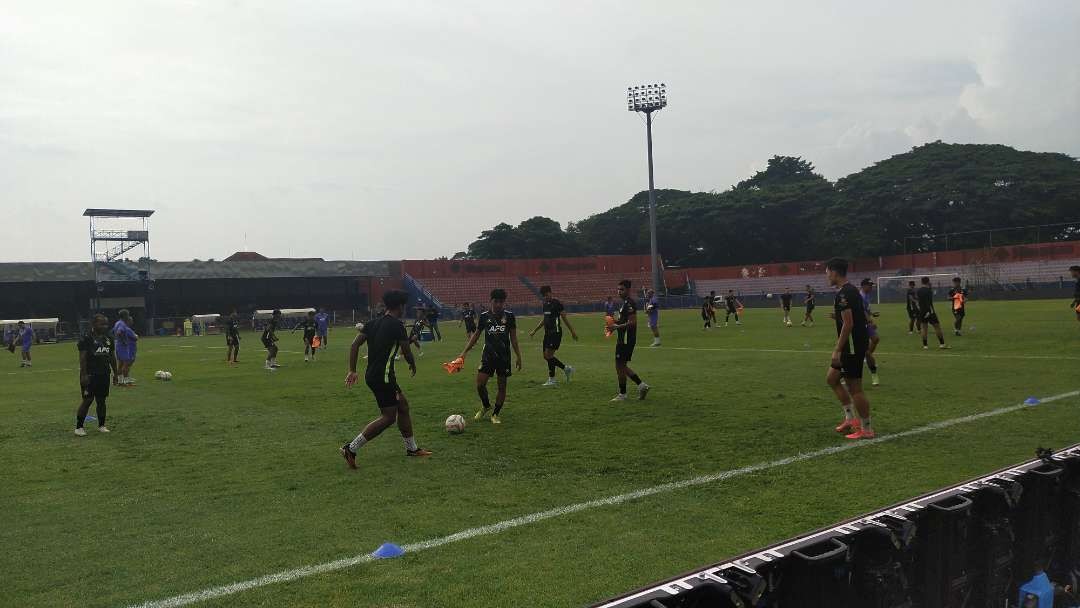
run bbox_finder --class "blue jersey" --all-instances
[314,312,330,333]
[860,292,874,321]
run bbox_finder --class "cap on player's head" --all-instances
[118,309,131,321]
[490,288,507,302]
[825,257,848,276]
[539,285,552,297]
[382,290,409,311]
[921,276,931,285]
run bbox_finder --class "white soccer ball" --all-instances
[445,414,466,434]
[355,322,365,331]
[766,293,773,299]
[154,370,165,380]
[163,371,173,381]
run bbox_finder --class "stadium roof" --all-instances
[82,209,156,218]
[0,260,393,283]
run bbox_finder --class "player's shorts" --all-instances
[479,353,512,378]
[831,351,866,380]
[365,379,402,409]
[304,333,316,344]
[952,308,965,318]
[615,342,635,363]
[21,343,32,353]
[782,305,791,312]
[648,314,659,329]
[81,374,111,401]
[317,330,328,338]
[867,324,878,339]
[806,304,816,313]
[701,310,710,321]
[226,335,239,346]
[726,305,738,313]
[464,321,477,334]
[542,332,562,351]
[261,337,275,349]
[924,313,940,325]
[907,308,918,320]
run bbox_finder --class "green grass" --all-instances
[3,300,1079,608]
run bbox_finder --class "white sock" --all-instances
[842,404,855,420]
[403,436,418,452]
[860,416,872,431]
[349,434,368,452]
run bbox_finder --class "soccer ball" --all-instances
[355,322,365,331]
[162,371,173,381]
[445,414,466,434]
[766,293,773,299]
[154,370,165,380]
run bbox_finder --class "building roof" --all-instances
[223,251,269,261]
[0,260,393,283]
[82,209,156,218]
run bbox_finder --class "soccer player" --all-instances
[262,309,281,370]
[74,313,118,436]
[646,288,661,346]
[708,290,719,325]
[408,309,427,357]
[723,290,742,326]
[459,302,477,338]
[779,289,793,326]
[426,305,442,341]
[14,321,32,368]
[112,310,139,385]
[1071,266,1080,323]
[225,311,241,364]
[916,276,948,349]
[529,285,578,386]
[859,279,881,386]
[610,279,650,402]
[824,259,874,440]
[801,286,816,326]
[314,308,330,348]
[905,280,921,334]
[948,277,968,336]
[604,296,617,318]
[341,290,432,468]
[458,289,522,424]
[701,293,714,330]
[295,310,318,362]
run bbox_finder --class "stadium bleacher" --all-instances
[416,276,537,310]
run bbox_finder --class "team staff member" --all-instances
[75,313,118,436]
[15,321,33,367]
[315,308,330,347]
[458,289,522,424]
[948,277,968,336]
[610,280,649,402]
[825,259,873,440]
[529,285,577,386]
[341,290,432,469]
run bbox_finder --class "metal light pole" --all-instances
[628,83,667,295]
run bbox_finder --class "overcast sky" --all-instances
[2,1,1078,263]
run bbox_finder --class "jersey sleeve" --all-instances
[395,320,408,342]
[507,312,517,330]
[836,290,854,312]
[77,335,91,353]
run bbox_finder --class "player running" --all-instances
[458,288,522,424]
[341,290,432,468]
[801,286,816,326]
[610,279,650,402]
[905,280,922,334]
[225,311,241,364]
[315,308,330,348]
[825,259,874,440]
[701,293,714,330]
[948,277,968,336]
[295,310,318,362]
[528,286,577,386]
[408,309,427,357]
[14,321,33,368]
[74,313,118,436]
[459,302,477,338]
[112,310,139,385]
[646,288,661,346]
[262,309,281,370]
[916,276,948,349]
[1071,266,1080,324]
[859,279,881,386]
[779,289,793,326]
[723,290,742,326]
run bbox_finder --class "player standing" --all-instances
[113,310,139,385]
[314,308,330,348]
[296,310,318,362]
[74,313,118,436]
[859,279,881,386]
[905,280,921,334]
[701,293,714,330]
[14,321,32,368]
[1071,266,1080,324]
[916,276,948,349]
[341,290,432,468]
[262,309,281,370]
[723,290,742,326]
[801,286,816,326]
[646,288,661,346]
[458,288,522,424]
[824,259,874,440]
[408,309,427,357]
[459,302,477,338]
[610,280,650,402]
[779,289,793,326]
[529,286,577,386]
[948,277,968,336]
[225,311,241,364]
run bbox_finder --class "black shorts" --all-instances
[831,351,866,380]
[464,321,476,334]
[615,342,635,363]
[479,353,512,378]
[81,374,111,401]
[366,379,402,409]
[952,308,965,318]
[261,337,276,349]
[806,305,816,313]
[727,306,737,314]
[304,334,316,344]
[226,335,239,346]
[542,332,562,351]
[907,308,918,320]
[782,305,791,311]
[924,313,940,325]
[701,310,710,321]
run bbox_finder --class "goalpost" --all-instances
[875,273,955,305]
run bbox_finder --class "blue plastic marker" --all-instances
[85,415,96,422]
[372,542,405,559]
[1024,397,1041,406]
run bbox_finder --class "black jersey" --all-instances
[461,308,476,327]
[226,317,240,340]
[834,284,869,354]
[409,319,425,339]
[1073,279,1080,303]
[362,314,407,385]
[780,293,793,307]
[617,297,638,347]
[542,298,564,335]
[916,286,935,317]
[262,318,279,342]
[806,292,816,308]
[478,310,516,361]
[724,295,737,310]
[702,297,713,312]
[78,331,115,376]
[906,288,919,312]
[298,318,317,339]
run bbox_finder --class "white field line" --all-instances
[124,389,1080,608]
[562,342,1080,362]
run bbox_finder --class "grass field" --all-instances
[4,300,1080,608]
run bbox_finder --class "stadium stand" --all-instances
[414,276,537,310]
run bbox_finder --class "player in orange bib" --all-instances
[947,277,968,337]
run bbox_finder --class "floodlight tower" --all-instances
[84,208,155,332]
[627,83,667,294]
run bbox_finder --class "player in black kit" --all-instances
[947,277,968,336]
[824,259,874,440]
[916,276,948,349]
[458,289,523,424]
[459,302,477,338]
[905,280,921,334]
[610,280,650,402]
[262,309,281,370]
[723,290,742,326]
[294,310,318,362]
[801,286,816,327]
[529,286,578,386]
[779,288,793,326]
[1069,266,1080,324]
[225,311,241,365]
[74,313,118,436]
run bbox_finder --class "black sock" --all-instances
[938,335,945,345]
[628,373,642,385]
[922,337,928,346]
[547,359,556,377]
[96,400,107,427]
[551,357,565,369]
[76,414,86,429]
[868,363,877,373]
[478,385,491,409]
[619,379,627,394]
[494,401,505,415]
